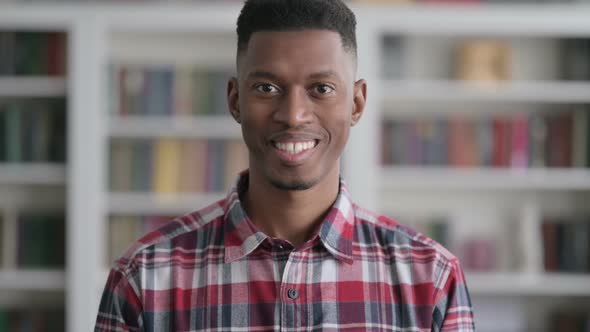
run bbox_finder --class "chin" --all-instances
[269,177,318,191]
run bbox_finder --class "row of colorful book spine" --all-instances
[0,32,67,76]
[107,215,174,266]
[381,108,590,168]
[542,218,590,273]
[382,37,590,81]
[110,138,249,193]
[110,65,232,116]
[0,309,64,332]
[0,99,67,163]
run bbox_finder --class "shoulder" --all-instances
[353,204,458,266]
[111,198,227,275]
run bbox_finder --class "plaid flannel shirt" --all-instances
[96,173,475,331]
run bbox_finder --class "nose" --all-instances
[272,87,313,127]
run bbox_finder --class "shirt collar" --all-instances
[223,171,355,264]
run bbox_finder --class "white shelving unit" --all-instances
[0,164,66,185]
[380,167,590,190]
[0,77,67,97]
[109,115,241,139]
[1,2,589,331]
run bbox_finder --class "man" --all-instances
[96,0,475,331]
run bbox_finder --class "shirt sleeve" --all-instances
[432,259,475,332]
[95,266,143,332]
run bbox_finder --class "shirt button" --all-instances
[287,288,299,300]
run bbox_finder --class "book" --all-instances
[5,102,23,162]
[572,106,589,168]
[572,221,590,272]
[48,99,67,162]
[492,116,511,167]
[0,106,5,161]
[123,66,146,115]
[0,32,16,75]
[132,140,153,192]
[47,32,67,76]
[30,102,52,162]
[153,138,182,194]
[17,214,65,268]
[145,68,174,116]
[510,114,529,168]
[173,66,194,116]
[542,220,559,271]
[179,139,207,192]
[110,140,133,192]
[529,113,548,168]
[0,215,3,266]
[562,38,590,81]
[456,39,511,86]
[546,112,573,167]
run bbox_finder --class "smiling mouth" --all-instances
[272,140,319,155]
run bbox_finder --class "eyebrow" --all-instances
[308,70,340,80]
[245,70,279,81]
[245,70,340,81]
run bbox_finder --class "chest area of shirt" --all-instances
[139,252,436,331]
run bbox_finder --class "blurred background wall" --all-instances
[0,0,590,331]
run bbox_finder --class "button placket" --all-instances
[279,250,300,331]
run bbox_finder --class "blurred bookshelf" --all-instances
[360,3,590,331]
[0,30,68,332]
[1,2,590,332]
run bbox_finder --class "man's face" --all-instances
[228,30,366,191]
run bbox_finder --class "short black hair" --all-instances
[236,0,357,58]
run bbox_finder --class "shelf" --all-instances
[380,167,590,190]
[0,164,66,185]
[359,4,590,36]
[381,80,590,104]
[108,192,224,215]
[0,270,65,291]
[0,77,67,97]
[467,272,590,296]
[109,115,241,139]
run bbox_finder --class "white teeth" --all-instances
[275,140,316,154]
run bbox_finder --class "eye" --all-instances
[255,83,279,94]
[313,84,334,95]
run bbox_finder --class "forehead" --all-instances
[238,30,354,80]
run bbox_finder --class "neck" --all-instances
[243,169,340,247]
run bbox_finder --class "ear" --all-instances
[351,79,367,127]
[227,77,241,123]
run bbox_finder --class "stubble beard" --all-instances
[269,176,318,191]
